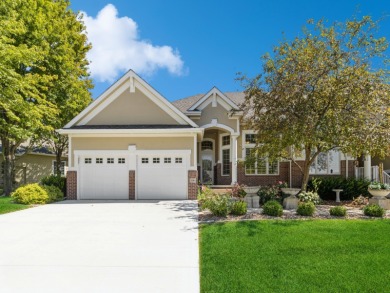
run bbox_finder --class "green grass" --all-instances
[200,220,390,293]
[0,196,30,214]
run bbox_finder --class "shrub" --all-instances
[298,191,321,205]
[205,194,232,217]
[231,183,247,199]
[330,206,347,217]
[43,185,64,202]
[262,200,283,217]
[11,184,49,205]
[296,202,315,216]
[230,200,247,215]
[307,177,370,200]
[197,186,215,210]
[41,175,66,195]
[363,204,385,217]
[258,185,282,204]
[368,182,390,190]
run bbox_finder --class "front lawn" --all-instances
[0,196,30,214]
[200,220,390,292]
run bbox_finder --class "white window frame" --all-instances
[219,133,231,176]
[242,130,279,176]
[52,160,67,176]
[309,150,341,175]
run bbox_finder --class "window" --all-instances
[164,157,171,164]
[244,148,278,175]
[84,158,92,164]
[222,135,230,146]
[175,157,182,164]
[310,150,340,174]
[245,134,256,144]
[153,158,160,164]
[107,158,114,164]
[141,158,149,164]
[222,149,230,175]
[52,161,67,176]
[118,158,125,164]
[96,158,103,164]
[201,141,213,150]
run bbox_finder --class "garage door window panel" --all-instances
[96,158,103,164]
[107,158,114,164]
[118,158,125,164]
[142,158,149,164]
[175,157,183,164]
[153,158,160,164]
[164,158,171,164]
[85,158,92,164]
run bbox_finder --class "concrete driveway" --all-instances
[0,200,199,293]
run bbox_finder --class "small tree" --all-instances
[239,17,390,191]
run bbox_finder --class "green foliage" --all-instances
[0,196,30,214]
[197,186,216,210]
[42,185,63,202]
[238,16,390,191]
[206,194,231,217]
[308,177,370,200]
[11,184,49,205]
[257,185,283,204]
[368,182,390,190]
[41,175,66,195]
[330,206,347,217]
[296,202,315,216]
[363,204,385,218]
[230,200,247,215]
[262,200,283,217]
[298,191,321,205]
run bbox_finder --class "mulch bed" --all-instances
[199,201,390,223]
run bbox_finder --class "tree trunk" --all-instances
[300,163,311,192]
[1,137,15,196]
[55,148,63,177]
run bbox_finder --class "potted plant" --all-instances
[368,182,390,198]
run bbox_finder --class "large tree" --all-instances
[239,17,390,190]
[0,0,92,194]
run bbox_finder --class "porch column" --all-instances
[231,135,238,185]
[364,153,371,181]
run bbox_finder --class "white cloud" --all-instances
[81,4,185,82]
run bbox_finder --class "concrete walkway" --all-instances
[0,200,199,293]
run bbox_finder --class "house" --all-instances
[58,70,357,200]
[0,145,68,187]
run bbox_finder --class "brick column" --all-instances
[129,170,135,200]
[188,170,198,200]
[66,171,77,200]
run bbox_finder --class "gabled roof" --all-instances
[63,70,198,129]
[187,87,241,111]
[172,91,245,113]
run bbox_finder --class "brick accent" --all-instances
[237,162,289,187]
[66,171,77,200]
[129,170,135,200]
[188,170,198,199]
[215,163,232,185]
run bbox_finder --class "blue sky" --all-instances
[70,0,390,101]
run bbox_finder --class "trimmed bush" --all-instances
[307,177,370,200]
[41,175,66,195]
[258,185,283,204]
[330,206,347,217]
[230,200,247,215]
[363,204,385,218]
[297,202,315,216]
[43,185,64,202]
[298,191,321,205]
[262,200,283,217]
[11,184,49,205]
[206,194,231,217]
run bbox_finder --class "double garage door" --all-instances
[79,152,188,200]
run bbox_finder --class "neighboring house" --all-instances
[0,146,68,187]
[58,70,357,200]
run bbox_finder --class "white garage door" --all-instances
[137,154,188,200]
[79,154,129,200]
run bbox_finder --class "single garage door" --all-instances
[137,154,188,200]
[79,154,129,199]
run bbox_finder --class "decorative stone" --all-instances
[368,189,390,198]
[369,197,390,210]
[332,189,343,203]
[283,197,299,210]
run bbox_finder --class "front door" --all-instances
[201,140,214,184]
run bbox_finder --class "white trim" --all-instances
[200,120,237,135]
[193,134,197,168]
[58,128,204,136]
[189,87,240,111]
[309,150,341,175]
[68,136,72,168]
[64,70,198,128]
[52,160,67,176]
